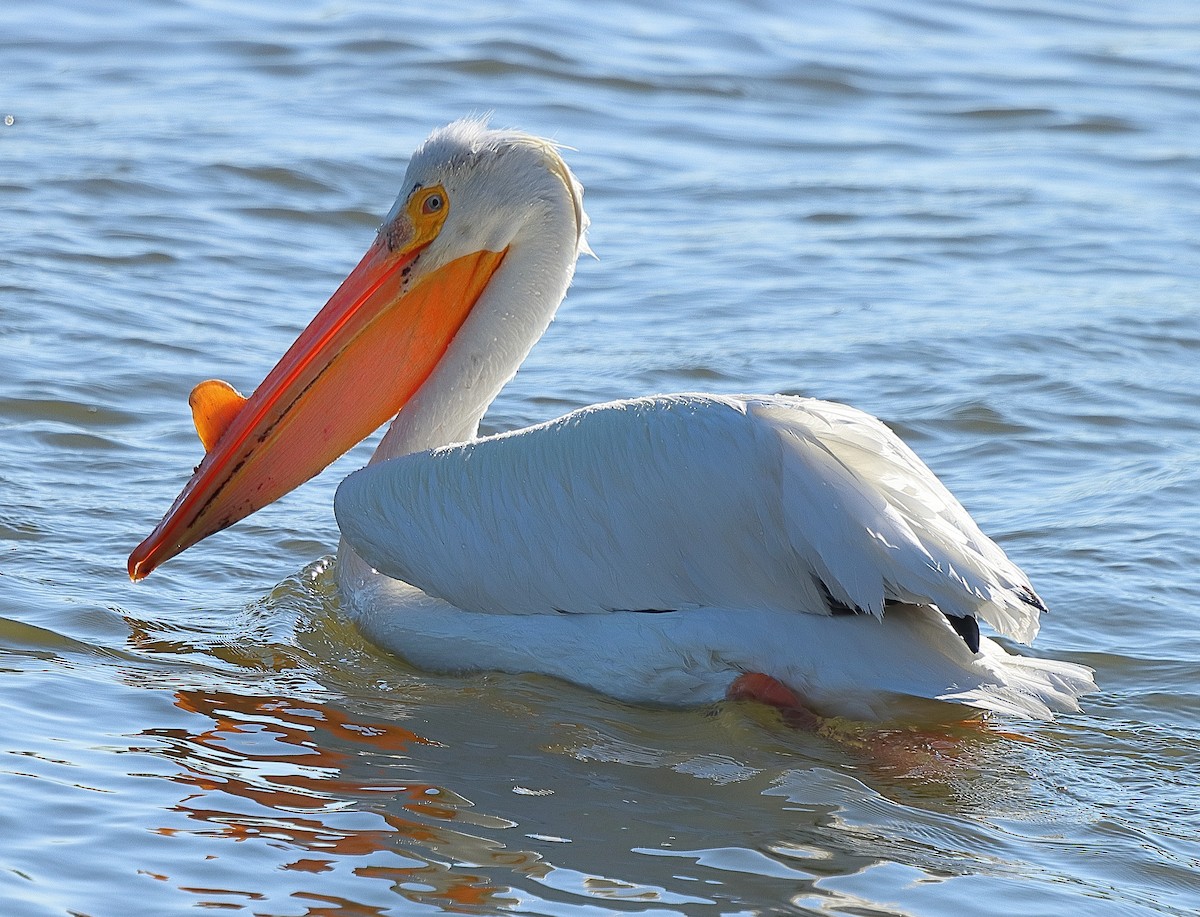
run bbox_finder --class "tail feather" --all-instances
[944,639,1096,719]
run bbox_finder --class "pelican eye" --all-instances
[404,184,450,246]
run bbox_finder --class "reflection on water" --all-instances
[111,578,1058,915]
[0,579,1188,916]
[151,688,547,913]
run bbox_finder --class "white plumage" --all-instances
[336,393,1093,720]
[325,121,1094,720]
[342,581,1093,720]
[338,394,1040,634]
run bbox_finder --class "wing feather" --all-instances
[755,397,1042,641]
[335,393,1043,642]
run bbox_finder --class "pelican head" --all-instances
[129,120,588,579]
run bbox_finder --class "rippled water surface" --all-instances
[4,1,1199,914]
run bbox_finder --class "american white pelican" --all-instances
[129,119,1094,721]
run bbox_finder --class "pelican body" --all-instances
[129,120,1094,721]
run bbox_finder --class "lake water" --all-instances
[3,0,1199,914]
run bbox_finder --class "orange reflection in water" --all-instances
[147,687,546,913]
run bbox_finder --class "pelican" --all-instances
[129,119,1094,721]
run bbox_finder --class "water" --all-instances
[3,0,1199,913]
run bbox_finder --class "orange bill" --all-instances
[128,237,507,580]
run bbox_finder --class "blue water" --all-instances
[3,1,1199,914]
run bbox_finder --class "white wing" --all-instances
[335,394,1044,643]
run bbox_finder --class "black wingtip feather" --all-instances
[947,614,981,653]
[1018,586,1049,614]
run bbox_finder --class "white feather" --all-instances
[337,394,1045,639]
[342,576,1093,721]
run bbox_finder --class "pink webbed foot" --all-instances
[727,672,823,731]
